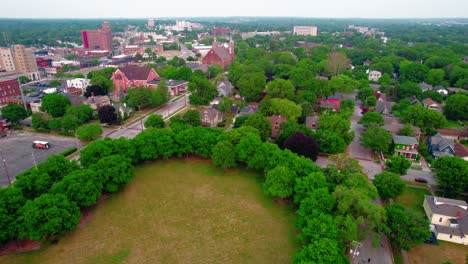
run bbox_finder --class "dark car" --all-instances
[415,177,428,183]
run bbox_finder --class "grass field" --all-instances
[0,159,297,264]
[394,187,431,218]
[408,241,467,264]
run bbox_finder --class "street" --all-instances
[173,37,195,59]
[106,94,189,139]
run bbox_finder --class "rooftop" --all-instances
[393,135,418,145]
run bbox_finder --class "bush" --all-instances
[60,147,78,157]
[76,124,103,141]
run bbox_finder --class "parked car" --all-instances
[415,177,428,183]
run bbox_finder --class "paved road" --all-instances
[349,99,373,160]
[403,169,437,185]
[106,94,189,139]
[173,37,195,59]
[352,233,393,264]
[0,131,79,187]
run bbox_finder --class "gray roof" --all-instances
[430,133,454,153]
[239,106,257,116]
[425,195,468,217]
[419,82,433,91]
[217,80,233,96]
[393,135,418,145]
[375,99,394,114]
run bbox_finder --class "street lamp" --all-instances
[0,149,11,185]
[350,241,362,264]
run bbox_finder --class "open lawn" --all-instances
[0,159,297,264]
[408,241,467,264]
[394,187,431,218]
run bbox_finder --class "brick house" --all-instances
[393,135,419,160]
[111,64,159,96]
[0,78,21,105]
[269,115,288,139]
[202,40,235,68]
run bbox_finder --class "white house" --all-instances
[66,78,90,91]
[367,70,382,82]
[433,86,449,96]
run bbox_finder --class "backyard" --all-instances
[0,159,297,264]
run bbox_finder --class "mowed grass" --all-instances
[408,241,467,264]
[1,159,297,264]
[394,187,431,218]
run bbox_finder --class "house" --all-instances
[454,144,468,161]
[408,96,421,105]
[367,70,382,81]
[238,106,257,116]
[66,78,90,91]
[375,98,394,115]
[111,64,159,96]
[437,129,468,142]
[217,80,233,97]
[85,95,111,110]
[447,87,465,93]
[200,108,224,127]
[150,79,188,96]
[113,102,132,119]
[201,39,235,68]
[422,98,442,112]
[419,82,433,92]
[320,93,341,111]
[393,135,419,160]
[268,115,288,139]
[428,133,455,159]
[305,115,319,131]
[423,196,468,245]
[433,86,449,96]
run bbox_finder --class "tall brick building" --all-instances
[202,38,235,68]
[0,78,21,105]
[81,22,113,51]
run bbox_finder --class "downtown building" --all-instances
[81,22,113,51]
[293,26,318,36]
[0,45,40,81]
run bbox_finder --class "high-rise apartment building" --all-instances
[148,19,155,28]
[0,47,16,72]
[81,22,113,51]
[293,26,318,36]
[11,45,38,74]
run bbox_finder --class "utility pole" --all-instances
[0,149,11,185]
[31,150,38,169]
[17,76,28,111]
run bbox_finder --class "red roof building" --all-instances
[268,115,288,139]
[111,65,159,95]
[0,78,21,105]
[202,40,235,68]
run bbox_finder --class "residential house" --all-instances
[408,96,421,105]
[375,98,394,115]
[320,93,341,112]
[428,133,455,159]
[85,95,111,110]
[438,129,468,142]
[382,115,422,140]
[217,80,233,97]
[111,64,159,96]
[419,82,433,92]
[367,70,382,81]
[305,115,319,131]
[423,196,468,245]
[238,105,257,116]
[66,78,90,92]
[433,86,449,96]
[150,79,188,96]
[447,87,465,93]
[268,115,288,139]
[454,144,468,161]
[393,135,419,160]
[113,102,132,119]
[422,98,442,112]
[200,108,224,127]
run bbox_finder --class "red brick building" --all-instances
[81,22,113,51]
[111,65,159,95]
[202,41,235,68]
[0,78,21,105]
[123,45,163,55]
[35,57,51,68]
[211,27,231,36]
[268,115,288,139]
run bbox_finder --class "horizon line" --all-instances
[0,16,468,20]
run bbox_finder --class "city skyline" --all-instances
[1,0,468,19]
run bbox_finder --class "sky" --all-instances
[1,0,467,18]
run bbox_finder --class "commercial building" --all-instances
[0,78,21,105]
[293,26,318,36]
[123,45,163,55]
[0,45,40,80]
[66,78,90,91]
[148,19,155,28]
[0,48,15,72]
[81,22,113,51]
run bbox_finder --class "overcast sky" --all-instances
[1,0,467,18]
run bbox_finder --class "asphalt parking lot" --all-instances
[0,131,79,187]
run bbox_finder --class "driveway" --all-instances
[402,169,437,185]
[0,131,79,187]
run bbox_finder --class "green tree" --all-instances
[293,172,328,203]
[37,154,80,183]
[426,69,445,86]
[422,90,443,103]
[385,203,431,250]
[182,109,202,126]
[315,130,346,154]
[386,155,412,175]
[263,166,295,198]
[50,170,102,207]
[144,114,165,129]
[399,60,429,83]
[265,79,295,100]
[18,76,30,84]
[269,98,302,121]
[243,114,271,141]
[359,112,384,127]
[398,124,415,137]
[76,124,103,141]
[401,105,446,134]
[443,93,468,121]
[212,141,237,168]
[188,77,217,105]
[133,128,177,161]
[433,156,468,198]
[275,120,314,147]
[62,114,81,132]
[237,72,266,102]
[90,75,114,92]
[293,238,345,264]
[234,132,263,163]
[66,104,93,124]
[49,80,61,87]
[361,125,393,152]
[91,155,134,193]
[325,52,350,76]
[374,171,406,200]
[80,138,136,167]
[317,113,354,144]
[1,104,28,125]
[18,194,81,241]
[218,97,233,113]
[40,94,71,117]
[398,81,423,100]
[0,187,26,243]
[14,170,53,200]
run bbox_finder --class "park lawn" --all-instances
[408,241,467,264]
[394,187,431,218]
[0,159,297,264]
